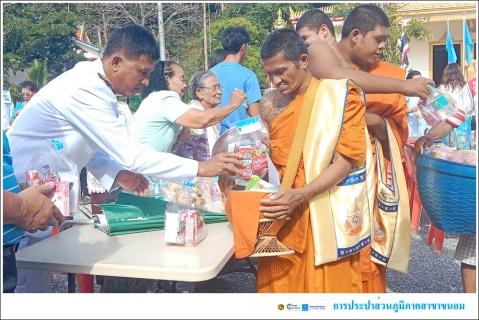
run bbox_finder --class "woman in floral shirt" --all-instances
[173,70,243,161]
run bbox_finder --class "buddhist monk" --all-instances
[304,4,412,293]
[221,28,372,293]
[301,10,434,101]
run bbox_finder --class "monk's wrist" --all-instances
[300,185,315,202]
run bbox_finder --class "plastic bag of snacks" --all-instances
[426,143,477,165]
[25,139,80,238]
[212,116,270,186]
[164,180,207,246]
[159,180,181,201]
[26,139,80,216]
[195,177,211,201]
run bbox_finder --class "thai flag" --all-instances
[400,31,410,69]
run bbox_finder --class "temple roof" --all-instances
[288,3,476,22]
[395,2,476,22]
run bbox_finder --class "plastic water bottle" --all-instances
[209,176,222,206]
[418,86,457,126]
[150,182,164,200]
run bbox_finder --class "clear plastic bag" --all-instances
[418,86,458,126]
[427,143,477,164]
[159,180,181,202]
[212,116,270,185]
[164,180,207,246]
[25,139,80,237]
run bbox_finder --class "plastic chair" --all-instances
[426,221,446,253]
[403,143,445,251]
[403,144,422,234]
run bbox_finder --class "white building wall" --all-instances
[407,19,477,79]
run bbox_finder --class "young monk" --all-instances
[296,9,337,47]
[303,13,434,101]
[302,4,411,293]
[220,28,373,293]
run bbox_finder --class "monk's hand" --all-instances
[218,175,236,195]
[414,134,435,154]
[404,77,435,100]
[197,152,245,178]
[114,170,149,197]
[259,188,307,221]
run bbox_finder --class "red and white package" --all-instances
[47,180,70,216]
[25,170,41,187]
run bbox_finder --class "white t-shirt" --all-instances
[129,91,193,153]
[446,77,477,128]
[6,59,198,190]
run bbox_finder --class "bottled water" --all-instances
[418,86,457,126]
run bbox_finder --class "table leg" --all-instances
[68,273,76,293]
[145,279,155,293]
[171,281,177,293]
[245,257,258,278]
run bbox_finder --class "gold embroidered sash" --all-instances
[370,121,411,273]
[303,79,374,266]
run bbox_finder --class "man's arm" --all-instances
[3,183,65,233]
[245,72,263,118]
[414,121,454,154]
[307,42,434,100]
[175,90,247,128]
[247,101,260,117]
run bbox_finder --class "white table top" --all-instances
[15,222,235,282]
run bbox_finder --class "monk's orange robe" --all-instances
[356,60,408,293]
[257,78,366,293]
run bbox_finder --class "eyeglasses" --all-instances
[199,84,222,92]
[21,92,32,97]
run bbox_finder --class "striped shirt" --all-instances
[3,130,25,245]
[446,77,477,128]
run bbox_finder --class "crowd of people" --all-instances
[2,4,476,295]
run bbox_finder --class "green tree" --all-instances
[330,3,431,67]
[3,3,85,82]
[209,3,315,88]
[208,17,265,86]
[26,59,49,89]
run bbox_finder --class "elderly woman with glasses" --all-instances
[173,70,243,161]
[10,81,38,125]
[129,61,246,154]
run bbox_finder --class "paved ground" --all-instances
[50,198,464,293]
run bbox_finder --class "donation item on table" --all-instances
[212,116,270,186]
[417,86,458,126]
[164,180,207,247]
[26,139,80,217]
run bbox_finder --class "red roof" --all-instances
[75,25,91,43]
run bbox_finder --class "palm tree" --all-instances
[26,59,49,89]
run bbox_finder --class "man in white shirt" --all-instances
[7,24,244,293]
